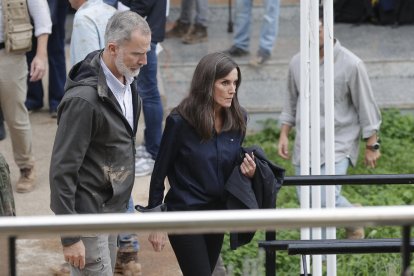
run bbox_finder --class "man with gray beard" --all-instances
[49,11,151,275]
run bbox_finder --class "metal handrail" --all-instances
[1,206,413,275]
[268,173,414,276]
[283,174,414,186]
[0,206,414,237]
[3,174,414,275]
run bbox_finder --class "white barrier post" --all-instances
[323,0,337,275]
[310,1,322,275]
[299,0,311,273]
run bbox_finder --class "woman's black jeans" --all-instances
[168,232,224,276]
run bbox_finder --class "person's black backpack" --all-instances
[375,0,414,25]
[334,0,374,23]
[398,0,414,24]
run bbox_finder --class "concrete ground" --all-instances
[161,0,414,130]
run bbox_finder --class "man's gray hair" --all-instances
[105,11,151,46]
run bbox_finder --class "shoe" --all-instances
[114,260,142,276]
[50,111,58,119]
[249,49,271,67]
[135,145,152,159]
[346,203,365,239]
[0,120,6,141]
[224,45,249,57]
[115,240,142,276]
[135,158,155,177]
[16,167,36,193]
[346,226,365,239]
[26,106,42,114]
[166,20,191,38]
[182,24,208,44]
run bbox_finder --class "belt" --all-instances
[0,42,4,50]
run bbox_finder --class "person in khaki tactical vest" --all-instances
[0,0,51,193]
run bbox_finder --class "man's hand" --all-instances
[364,134,380,168]
[63,240,86,269]
[278,124,292,160]
[29,54,48,82]
[365,149,380,168]
[278,135,290,160]
[148,232,167,252]
[30,33,48,82]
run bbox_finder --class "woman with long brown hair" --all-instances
[147,52,256,275]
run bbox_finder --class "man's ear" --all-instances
[107,43,118,56]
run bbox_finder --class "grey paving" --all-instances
[159,4,414,129]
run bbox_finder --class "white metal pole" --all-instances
[323,1,337,275]
[310,1,322,275]
[300,0,311,273]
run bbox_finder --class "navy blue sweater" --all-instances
[148,112,245,211]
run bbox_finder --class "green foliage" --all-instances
[379,109,414,143]
[221,109,414,275]
[221,232,266,275]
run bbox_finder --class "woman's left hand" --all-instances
[240,152,256,178]
[148,232,167,252]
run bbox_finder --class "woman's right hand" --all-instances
[148,232,167,252]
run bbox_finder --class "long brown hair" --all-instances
[175,52,246,140]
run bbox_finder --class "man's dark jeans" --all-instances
[137,42,163,159]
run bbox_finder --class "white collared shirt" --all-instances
[100,57,134,129]
[69,0,116,66]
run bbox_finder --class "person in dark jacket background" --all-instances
[147,52,256,276]
[49,11,150,275]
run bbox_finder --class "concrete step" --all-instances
[158,4,414,129]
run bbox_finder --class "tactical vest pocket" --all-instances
[6,23,33,54]
[3,0,33,54]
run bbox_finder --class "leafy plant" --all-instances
[221,109,414,275]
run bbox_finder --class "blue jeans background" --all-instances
[103,0,118,8]
[233,0,280,55]
[25,0,68,112]
[137,42,163,159]
[118,197,140,251]
[295,158,353,208]
[179,0,209,26]
[119,42,164,249]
